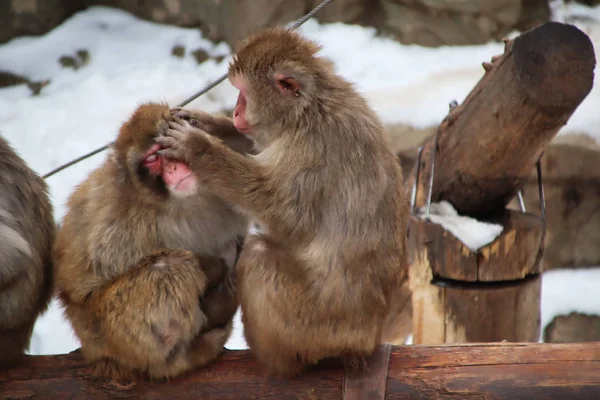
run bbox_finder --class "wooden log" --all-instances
[408,211,543,344]
[410,21,596,217]
[2,343,600,399]
[408,210,544,282]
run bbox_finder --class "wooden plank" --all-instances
[408,215,478,283]
[408,213,542,345]
[408,224,446,344]
[443,276,541,343]
[2,344,600,399]
[408,211,543,283]
[386,343,600,399]
[477,210,544,281]
[409,22,596,217]
[381,280,413,345]
[343,344,391,400]
[0,350,343,400]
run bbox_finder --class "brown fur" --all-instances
[171,107,256,156]
[157,28,408,377]
[0,136,55,367]
[53,102,249,382]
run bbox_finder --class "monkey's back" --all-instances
[0,136,55,366]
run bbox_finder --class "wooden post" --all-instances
[409,22,596,217]
[2,344,600,399]
[401,21,596,345]
[408,210,544,344]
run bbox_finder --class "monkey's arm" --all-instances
[171,108,255,155]
[156,122,286,226]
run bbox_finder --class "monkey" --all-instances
[0,135,55,367]
[52,102,250,382]
[156,27,408,377]
[170,107,256,156]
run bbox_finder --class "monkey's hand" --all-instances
[200,276,238,331]
[156,119,220,167]
[170,108,214,131]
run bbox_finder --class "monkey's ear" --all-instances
[273,73,301,96]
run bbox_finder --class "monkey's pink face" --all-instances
[231,77,251,134]
[142,144,197,196]
[231,74,301,136]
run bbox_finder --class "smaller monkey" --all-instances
[53,103,249,382]
[0,136,55,367]
[157,28,408,377]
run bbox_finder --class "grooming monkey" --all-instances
[53,103,250,381]
[0,136,55,367]
[157,27,408,376]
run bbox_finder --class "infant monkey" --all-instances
[53,103,250,382]
[158,28,408,376]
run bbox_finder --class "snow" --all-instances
[417,201,504,252]
[541,268,600,341]
[0,3,599,355]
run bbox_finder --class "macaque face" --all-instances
[231,76,252,134]
[141,143,197,197]
[230,73,301,137]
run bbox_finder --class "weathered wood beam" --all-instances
[410,21,596,217]
[2,343,600,399]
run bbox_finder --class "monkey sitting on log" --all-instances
[157,28,408,377]
[53,103,250,382]
[0,136,55,367]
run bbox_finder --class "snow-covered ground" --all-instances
[1,3,599,355]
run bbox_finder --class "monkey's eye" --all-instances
[144,153,158,164]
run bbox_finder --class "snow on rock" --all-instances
[417,201,504,252]
[0,6,237,221]
[540,267,600,341]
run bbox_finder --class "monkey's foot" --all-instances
[90,358,137,387]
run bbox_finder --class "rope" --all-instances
[42,0,333,179]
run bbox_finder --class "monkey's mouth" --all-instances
[173,173,195,192]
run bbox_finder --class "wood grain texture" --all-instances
[2,344,600,399]
[407,212,543,283]
[408,213,542,344]
[409,21,596,217]
[386,343,600,400]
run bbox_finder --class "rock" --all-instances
[308,0,369,24]
[544,312,600,343]
[191,48,209,64]
[58,49,91,70]
[385,123,435,180]
[567,0,600,6]
[0,71,29,88]
[516,0,551,32]
[0,71,50,96]
[0,0,84,44]
[380,0,522,47]
[508,133,600,270]
[84,0,308,47]
[0,0,554,51]
[171,45,186,58]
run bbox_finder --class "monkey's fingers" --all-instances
[154,133,182,150]
[155,146,184,161]
[168,120,194,132]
